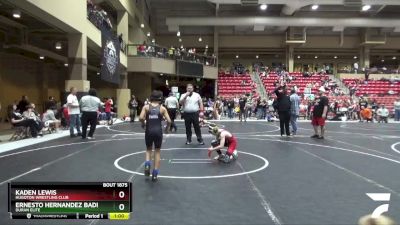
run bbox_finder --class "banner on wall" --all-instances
[101,30,120,84]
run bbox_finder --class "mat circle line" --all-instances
[114,148,269,179]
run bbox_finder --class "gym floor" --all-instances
[0,120,399,225]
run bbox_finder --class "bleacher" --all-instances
[343,79,400,96]
[343,79,399,113]
[261,72,329,95]
[217,73,254,98]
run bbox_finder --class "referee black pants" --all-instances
[183,112,203,142]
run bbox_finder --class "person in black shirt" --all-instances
[227,98,234,119]
[17,95,29,113]
[139,90,171,181]
[274,84,291,136]
[238,95,247,122]
[311,87,329,139]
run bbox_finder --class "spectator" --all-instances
[226,98,234,119]
[67,87,82,137]
[104,97,113,125]
[238,95,247,122]
[290,89,300,135]
[17,95,29,113]
[213,97,222,120]
[360,106,373,123]
[138,42,147,56]
[377,105,389,123]
[42,106,61,132]
[165,92,179,132]
[364,67,370,81]
[179,84,204,145]
[80,88,103,139]
[10,104,42,138]
[274,84,291,137]
[128,95,138,123]
[394,98,400,121]
[311,87,329,139]
[354,62,359,74]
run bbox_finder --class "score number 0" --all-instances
[118,191,126,211]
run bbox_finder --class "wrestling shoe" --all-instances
[151,170,158,182]
[144,162,151,177]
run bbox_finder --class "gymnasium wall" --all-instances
[0,53,67,119]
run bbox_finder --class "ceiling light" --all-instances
[140,23,144,28]
[362,5,371,11]
[178,38,182,42]
[314,56,318,59]
[152,38,155,43]
[236,55,239,59]
[205,45,208,49]
[177,31,181,37]
[39,56,44,60]
[297,55,301,59]
[393,56,397,60]
[311,5,319,10]
[97,72,100,75]
[198,37,202,42]
[256,55,259,59]
[334,56,338,59]
[354,56,357,59]
[12,10,21,18]
[147,32,151,37]
[381,59,385,62]
[55,42,62,50]
[260,4,267,10]
[64,63,68,67]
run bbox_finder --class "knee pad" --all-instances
[211,140,220,148]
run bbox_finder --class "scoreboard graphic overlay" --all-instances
[8,182,132,220]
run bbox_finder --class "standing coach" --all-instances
[179,84,204,145]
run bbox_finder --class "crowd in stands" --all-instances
[87,0,126,53]
[135,42,216,66]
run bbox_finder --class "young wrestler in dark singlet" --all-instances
[139,91,171,181]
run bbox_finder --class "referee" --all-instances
[179,84,204,145]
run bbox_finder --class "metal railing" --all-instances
[127,44,217,67]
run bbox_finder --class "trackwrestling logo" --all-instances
[366,193,391,218]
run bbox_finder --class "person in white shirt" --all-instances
[67,87,82,137]
[179,84,204,145]
[353,62,359,74]
[377,105,389,123]
[165,92,179,132]
[80,88,103,139]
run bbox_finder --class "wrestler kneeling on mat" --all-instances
[207,123,238,163]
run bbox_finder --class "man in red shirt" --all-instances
[105,97,113,125]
